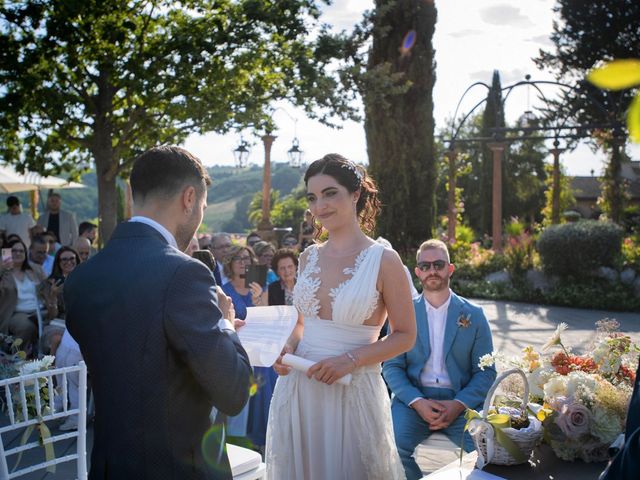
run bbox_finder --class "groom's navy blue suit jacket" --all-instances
[65,222,251,480]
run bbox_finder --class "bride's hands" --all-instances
[273,344,294,376]
[307,354,356,385]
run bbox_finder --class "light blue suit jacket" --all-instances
[383,292,496,409]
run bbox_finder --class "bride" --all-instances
[266,154,416,479]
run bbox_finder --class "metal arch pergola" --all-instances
[440,75,626,251]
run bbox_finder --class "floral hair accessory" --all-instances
[457,313,471,328]
[341,161,363,183]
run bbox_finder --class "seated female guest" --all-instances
[42,246,81,354]
[221,245,263,439]
[262,249,298,307]
[249,249,299,452]
[0,239,50,351]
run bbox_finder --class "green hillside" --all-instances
[1,163,305,234]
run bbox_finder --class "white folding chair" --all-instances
[0,361,88,479]
[227,444,266,480]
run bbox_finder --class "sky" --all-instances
[183,0,637,177]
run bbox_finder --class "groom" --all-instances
[66,146,252,479]
[383,239,496,480]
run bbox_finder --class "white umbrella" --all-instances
[0,165,85,193]
[0,166,38,193]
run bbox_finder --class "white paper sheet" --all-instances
[282,354,352,386]
[423,467,505,480]
[237,305,298,367]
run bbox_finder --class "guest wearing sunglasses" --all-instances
[383,239,496,480]
[42,246,81,355]
[220,245,263,441]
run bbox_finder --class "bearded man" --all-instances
[383,239,496,480]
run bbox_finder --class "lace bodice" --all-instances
[293,242,384,326]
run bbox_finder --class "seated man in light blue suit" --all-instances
[383,239,496,480]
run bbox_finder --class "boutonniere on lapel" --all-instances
[457,312,471,329]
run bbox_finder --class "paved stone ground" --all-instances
[3,300,638,478]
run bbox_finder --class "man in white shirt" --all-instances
[0,196,36,247]
[383,239,496,480]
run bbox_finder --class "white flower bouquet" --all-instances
[478,319,638,463]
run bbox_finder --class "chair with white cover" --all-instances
[0,361,88,479]
[227,444,266,480]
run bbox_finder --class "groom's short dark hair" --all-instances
[130,146,211,203]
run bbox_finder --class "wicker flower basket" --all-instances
[468,368,543,468]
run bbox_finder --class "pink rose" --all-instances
[555,402,591,437]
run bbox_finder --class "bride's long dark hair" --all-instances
[303,154,381,237]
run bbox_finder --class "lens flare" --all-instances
[400,30,417,56]
[201,423,228,473]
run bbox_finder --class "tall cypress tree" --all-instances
[364,0,437,255]
[479,71,506,236]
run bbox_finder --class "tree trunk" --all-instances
[95,150,119,246]
[605,139,623,223]
[365,0,437,256]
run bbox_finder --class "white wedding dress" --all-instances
[265,242,405,480]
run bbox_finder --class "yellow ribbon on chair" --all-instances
[37,421,56,473]
[13,421,56,474]
[463,409,527,468]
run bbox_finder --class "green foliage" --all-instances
[447,224,476,264]
[535,0,639,133]
[451,243,507,281]
[0,1,354,239]
[503,128,547,224]
[537,220,623,277]
[504,232,536,287]
[247,190,281,226]
[535,0,639,223]
[541,164,576,226]
[271,188,308,233]
[504,217,525,237]
[543,278,640,312]
[622,236,640,270]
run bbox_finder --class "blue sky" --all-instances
[184,0,638,177]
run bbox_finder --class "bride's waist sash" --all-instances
[296,317,382,374]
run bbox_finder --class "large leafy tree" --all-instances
[535,0,640,223]
[0,0,353,240]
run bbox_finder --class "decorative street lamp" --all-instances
[234,109,303,239]
[232,137,250,168]
[287,136,303,168]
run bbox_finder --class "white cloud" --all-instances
[528,34,554,46]
[468,68,526,85]
[479,5,534,27]
[448,29,482,38]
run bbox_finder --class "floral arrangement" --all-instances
[478,319,639,462]
[0,346,58,473]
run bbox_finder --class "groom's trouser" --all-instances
[391,386,474,480]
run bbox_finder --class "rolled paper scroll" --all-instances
[282,354,352,386]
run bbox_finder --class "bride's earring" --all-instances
[185,208,193,216]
